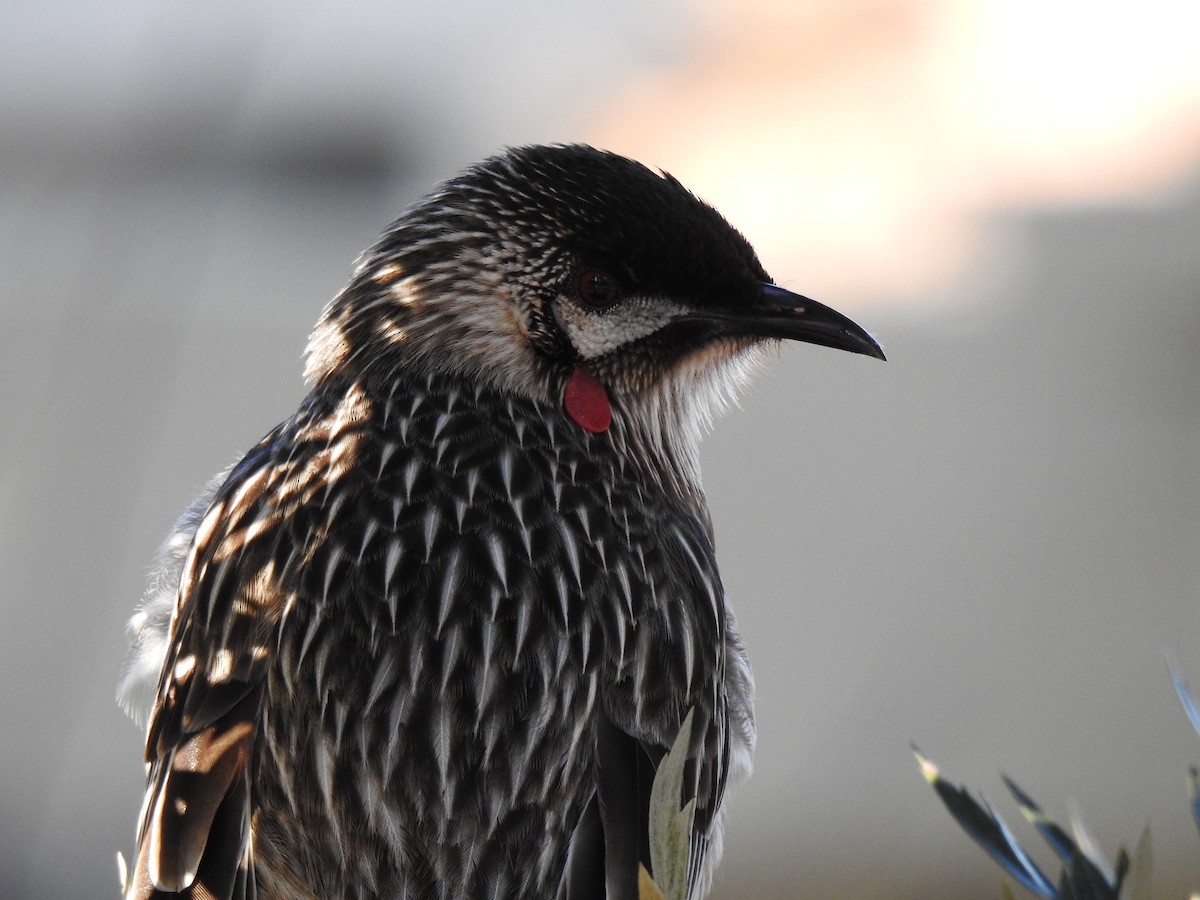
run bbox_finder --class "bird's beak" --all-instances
[692,283,886,361]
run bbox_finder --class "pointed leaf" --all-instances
[915,749,1056,897]
[1167,658,1200,739]
[1116,825,1151,900]
[1003,776,1080,867]
[1003,777,1116,892]
[1069,802,1116,886]
[647,709,697,900]
[1057,852,1116,900]
[1189,766,1200,839]
[1111,846,1129,892]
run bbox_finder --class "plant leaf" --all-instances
[647,709,697,900]
[1068,801,1116,886]
[1188,766,1200,841]
[1167,658,1200,739]
[1003,776,1080,867]
[1057,851,1117,900]
[1002,777,1116,893]
[915,748,1056,897]
[1115,825,1151,900]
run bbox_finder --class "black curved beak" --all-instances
[691,283,886,361]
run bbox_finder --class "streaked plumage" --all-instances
[120,144,883,900]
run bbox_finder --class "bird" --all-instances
[118,143,884,900]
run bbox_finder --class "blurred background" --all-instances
[2,1,1199,896]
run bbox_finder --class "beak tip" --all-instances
[840,337,886,362]
[760,282,885,360]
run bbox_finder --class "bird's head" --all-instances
[306,144,883,483]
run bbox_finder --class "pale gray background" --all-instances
[2,3,1199,898]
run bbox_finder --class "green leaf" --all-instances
[647,708,697,900]
[1115,825,1151,900]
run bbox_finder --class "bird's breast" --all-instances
[255,375,726,882]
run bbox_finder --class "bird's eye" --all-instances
[576,270,621,309]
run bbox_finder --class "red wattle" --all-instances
[563,367,611,433]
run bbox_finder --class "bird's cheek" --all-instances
[554,297,686,360]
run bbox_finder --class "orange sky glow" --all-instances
[589,0,1200,310]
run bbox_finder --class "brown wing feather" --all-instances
[131,430,296,900]
[135,685,260,897]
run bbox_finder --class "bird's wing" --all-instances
[664,511,734,900]
[131,434,293,900]
[572,509,737,900]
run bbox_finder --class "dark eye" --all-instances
[576,270,621,309]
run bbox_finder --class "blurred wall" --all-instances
[2,2,1199,897]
